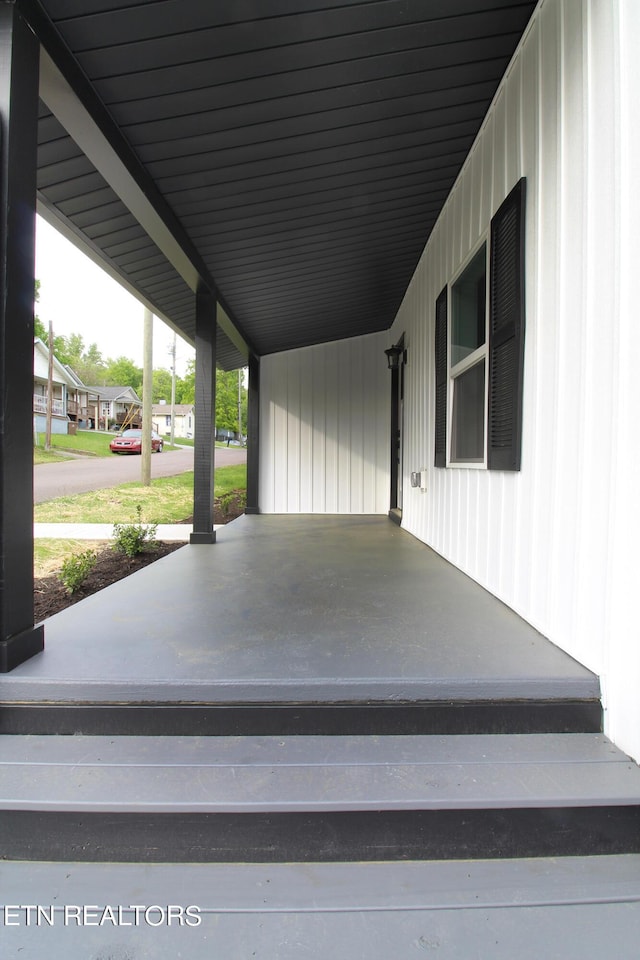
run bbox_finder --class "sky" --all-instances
[35,215,195,377]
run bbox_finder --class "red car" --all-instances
[109,429,164,454]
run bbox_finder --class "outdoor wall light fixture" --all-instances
[385,344,403,370]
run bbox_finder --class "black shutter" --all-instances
[488,177,526,471]
[434,286,448,468]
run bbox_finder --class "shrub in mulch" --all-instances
[34,493,246,621]
[34,541,185,621]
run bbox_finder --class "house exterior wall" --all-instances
[153,407,195,439]
[259,332,389,514]
[386,0,640,761]
[257,0,640,761]
[33,341,71,432]
[33,413,68,435]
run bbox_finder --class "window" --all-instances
[449,244,487,464]
[434,178,526,471]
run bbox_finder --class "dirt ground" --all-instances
[34,492,245,621]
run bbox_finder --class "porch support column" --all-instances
[0,5,44,671]
[245,353,260,514]
[190,287,217,544]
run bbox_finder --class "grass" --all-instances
[34,429,181,459]
[170,437,243,449]
[34,446,70,464]
[34,430,115,457]
[34,463,247,524]
[34,539,104,577]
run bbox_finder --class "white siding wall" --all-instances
[606,0,640,759]
[260,332,389,515]
[390,0,640,760]
[257,0,640,761]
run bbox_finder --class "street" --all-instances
[34,446,247,503]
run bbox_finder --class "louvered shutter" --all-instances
[434,286,448,467]
[488,177,526,471]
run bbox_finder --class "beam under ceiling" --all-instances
[26,0,252,361]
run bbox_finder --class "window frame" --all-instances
[433,177,526,473]
[447,234,490,469]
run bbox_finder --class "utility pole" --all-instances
[169,332,176,447]
[238,367,243,444]
[45,321,54,451]
[141,307,153,485]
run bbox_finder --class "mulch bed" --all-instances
[34,492,246,621]
[34,541,185,621]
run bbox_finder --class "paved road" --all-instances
[34,446,246,503]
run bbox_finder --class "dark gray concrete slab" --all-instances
[1,857,639,959]
[3,734,639,813]
[0,516,598,703]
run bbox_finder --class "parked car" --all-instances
[109,429,163,454]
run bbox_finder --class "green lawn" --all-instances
[34,463,247,524]
[34,446,71,464]
[170,437,243,449]
[34,429,114,457]
[34,538,104,577]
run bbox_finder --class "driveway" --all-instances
[34,446,247,503]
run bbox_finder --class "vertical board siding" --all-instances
[606,0,640,759]
[257,0,638,760]
[259,331,389,515]
[388,0,636,753]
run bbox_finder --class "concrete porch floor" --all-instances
[0,515,598,706]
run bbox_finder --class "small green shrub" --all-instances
[218,491,235,515]
[112,505,158,558]
[58,549,97,594]
[218,489,247,516]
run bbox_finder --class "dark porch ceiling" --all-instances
[26,0,537,369]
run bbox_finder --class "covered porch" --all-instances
[3,518,640,953]
[0,514,599,725]
[1,1,640,950]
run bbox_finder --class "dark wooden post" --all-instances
[0,4,44,670]
[245,354,260,514]
[190,287,217,544]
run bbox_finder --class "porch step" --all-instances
[1,733,639,862]
[2,857,640,958]
[0,697,602,736]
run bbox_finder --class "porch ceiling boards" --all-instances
[29,0,538,367]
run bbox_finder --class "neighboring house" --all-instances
[63,365,99,430]
[152,402,194,438]
[33,337,77,435]
[34,339,102,433]
[84,385,142,430]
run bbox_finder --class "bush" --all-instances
[112,505,158,558]
[217,489,247,516]
[58,549,97,594]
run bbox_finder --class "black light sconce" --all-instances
[385,344,404,370]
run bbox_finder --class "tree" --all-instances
[52,332,82,366]
[176,358,195,404]
[152,367,174,403]
[215,370,245,433]
[173,362,247,434]
[34,280,47,341]
[103,356,143,394]
[53,334,107,384]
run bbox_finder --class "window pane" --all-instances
[451,360,485,462]
[451,246,486,366]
